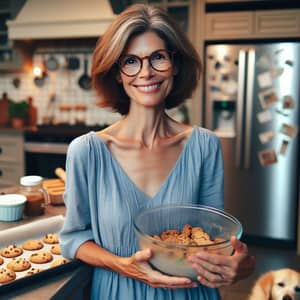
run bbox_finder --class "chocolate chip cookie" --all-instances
[29,251,53,264]
[26,267,43,276]
[50,244,61,255]
[43,233,59,244]
[22,239,44,251]
[0,245,23,258]
[0,268,16,284]
[50,258,70,268]
[7,258,31,272]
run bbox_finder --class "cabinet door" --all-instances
[0,135,23,163]
[255,9,300,37]
[205,12,254,40]
[0,162,23,186]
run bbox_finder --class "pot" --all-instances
[46,55,59,71]
[34,72,47,87]
[67,56,80,70]
[78,57,92,90]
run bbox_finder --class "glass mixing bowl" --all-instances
[133,204,243,280]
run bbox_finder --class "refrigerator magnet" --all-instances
[285,60,293,67]
[257,110,273,124]
[282,95,294,109]
[258,130,275,144]
[271,68,284,78]
[257,71,273,88]
[258,149,278,167]
[214,61,224,70]
[223,55,231,62]
[210,85,221,92]
[220,79,238,96]
[258,88,279,109]
[279,140,289,155]
[280,123,298,139]
[256,55,271,69]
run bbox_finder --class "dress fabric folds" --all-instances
[60,126,224,300]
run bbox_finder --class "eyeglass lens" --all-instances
[119,50,172,76]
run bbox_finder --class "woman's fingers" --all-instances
[134,249,152,262]
[231,236,248,254]
[131,249,196,288]
[187,236,255,287]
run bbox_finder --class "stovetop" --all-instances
[24,124,107,143]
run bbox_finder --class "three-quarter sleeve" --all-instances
[60,135,94,259]
[199,133,224,210]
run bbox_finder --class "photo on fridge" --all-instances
[258,149,278,167]
[258,88,279,109]
[280,123,298,139]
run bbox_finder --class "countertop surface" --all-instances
[0,186,92,300]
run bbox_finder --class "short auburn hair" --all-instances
[92,3,201,115]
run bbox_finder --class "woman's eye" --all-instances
[295,286,300,293]
[152,53,165,61]
[278,282,285,287]
[123,56,138,66]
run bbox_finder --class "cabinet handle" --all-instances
[0,169,2,177]
[0,147,2,155]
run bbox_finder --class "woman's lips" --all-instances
[134,82,162,92]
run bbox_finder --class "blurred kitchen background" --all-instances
[0,0,300,298]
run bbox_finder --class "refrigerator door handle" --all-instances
[235,50,246,168]
[244,49,255,169]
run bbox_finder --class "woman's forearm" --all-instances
[75,240,124,271]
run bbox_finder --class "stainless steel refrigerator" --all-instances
[204,43,300,243]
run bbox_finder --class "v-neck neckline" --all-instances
[91,126,196,199]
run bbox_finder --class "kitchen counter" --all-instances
[0,186,92,300]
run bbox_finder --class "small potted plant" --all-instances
[8,100,29,129]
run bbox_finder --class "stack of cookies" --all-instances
[0,233,70,285]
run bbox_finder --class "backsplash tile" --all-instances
[0,51,121,126]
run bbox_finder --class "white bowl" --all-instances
[0,194,27,221]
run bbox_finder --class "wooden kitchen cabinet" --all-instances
[255,9,300,37]
[0,130,24,187]
[205,9,300,40]
[205,11,254,39]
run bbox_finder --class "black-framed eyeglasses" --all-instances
[118,49,174,77]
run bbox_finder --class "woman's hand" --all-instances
[187,236,255,288]
[116,248,197,289]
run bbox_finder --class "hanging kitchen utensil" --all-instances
[34,55,48,87]
[34,71,48,87]
[67,55,80,70]
[46,55,59,71]
[78,56,92,90]
[12,77,21,89]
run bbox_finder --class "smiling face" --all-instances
[118,31,175,110]
[271,269,300,300]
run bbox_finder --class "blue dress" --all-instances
[60,126,224,300]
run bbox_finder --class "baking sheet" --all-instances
[0,215,80,293]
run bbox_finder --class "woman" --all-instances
[60,4,255,300]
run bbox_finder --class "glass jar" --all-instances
[20,175,50,217]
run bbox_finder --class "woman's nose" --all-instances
[139,59,153,77]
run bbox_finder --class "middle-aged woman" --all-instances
[60,4,255,300]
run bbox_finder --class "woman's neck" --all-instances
[121,105,171,149]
